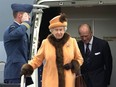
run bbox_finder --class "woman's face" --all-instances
[51,27,65,39]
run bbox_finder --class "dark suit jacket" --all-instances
[78,36,112,87]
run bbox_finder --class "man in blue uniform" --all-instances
[3,3,33,85]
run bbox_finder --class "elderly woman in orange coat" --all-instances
[21,13,83,87]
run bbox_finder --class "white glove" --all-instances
[21,12,30,22]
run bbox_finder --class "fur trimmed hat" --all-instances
[49,13,67,29]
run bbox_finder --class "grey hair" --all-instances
[49,27,67,32]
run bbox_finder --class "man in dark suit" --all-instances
[77,23,113,87]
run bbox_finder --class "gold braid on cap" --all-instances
[59,13,67,23]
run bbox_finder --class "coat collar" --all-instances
[48,33,70,47]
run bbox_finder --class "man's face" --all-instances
[51,27,65,39]
[79,25,92,44]
[17,12,30,22]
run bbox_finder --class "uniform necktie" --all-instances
[85,43,90,57]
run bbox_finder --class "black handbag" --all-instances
[75,71,87,87]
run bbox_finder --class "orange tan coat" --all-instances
[29,37,83,87]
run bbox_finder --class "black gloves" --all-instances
[71,60,80,74]
[63,62,72,70]
[63,60,80,74]
[21,63,34,77]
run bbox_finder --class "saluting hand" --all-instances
[21,12,30,22]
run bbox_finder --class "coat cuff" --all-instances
[21,22,30,29]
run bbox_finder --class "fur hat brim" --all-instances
[49,21,67,29]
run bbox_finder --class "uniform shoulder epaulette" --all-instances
[9,25,16,29]
[9,25,16,32]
